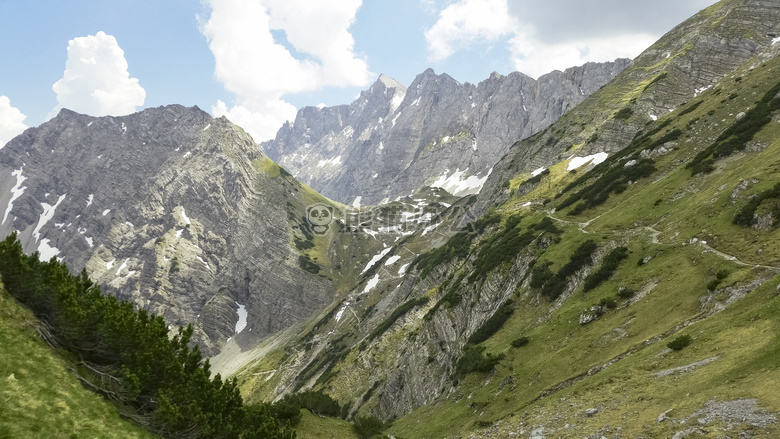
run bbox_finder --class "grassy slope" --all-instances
[388,38,780,439]
[293,410,359,439]
[0,279,155,439]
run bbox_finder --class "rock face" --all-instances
[0,105,333,355]
[263,61,630,206]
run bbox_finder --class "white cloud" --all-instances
[508,32,656,78]
[202,0,373,142]
[0,96,28,149]
[51,31,145,117]
[425,0,718,78]
[425,0,516,62]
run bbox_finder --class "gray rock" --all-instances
[0,105,333,356]
[264,61,630,206]
[585,408,599,417]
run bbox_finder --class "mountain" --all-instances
[474,0,780,217]
[231,1,780,438]
[0,105,337,355]
[263,61,629,206]
[3,0,780,438]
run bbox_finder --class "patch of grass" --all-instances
[0,280,155,439]
[293,409,359,439]
[687,79,780,175]
[255,156,282,178]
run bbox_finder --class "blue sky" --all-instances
[0,0,718,145]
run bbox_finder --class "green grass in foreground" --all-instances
[293,409,359,439]
[0,280,155,439]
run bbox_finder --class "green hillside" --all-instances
[388,33,780,438]
[0,278,155,439]
[236,3,780,437]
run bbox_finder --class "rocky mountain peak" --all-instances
[264,59,630,205]
[377,73,406,92]
[0,105,333,355]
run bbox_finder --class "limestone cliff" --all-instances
[263,61,630,206]
[0,105,334,355]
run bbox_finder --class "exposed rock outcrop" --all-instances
[263,61,630,206]
[0,105,333,355]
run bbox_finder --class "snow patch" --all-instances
[773,36,780,45]
[235,303,248,333]
[103,209,111,216]
[106,259,116,270]
[520,90,527,111]
[352,196,362,208]
[121,122,127,133]
[398,264,410,276]
[392,111,402,127]
[203,124,211,131]
[85,237,93,248]
[430,168,492,196]
[115,259,129,276]
[33,194,67,242]
[180,206,191,225]
[335,302,350,323]
[362,274,380,294]
[531,167,546,177]
[384,255,401,266]
[567,152,609,171]
[649,114,658,121]
[694,85,712,97]
[175,229,184,238]
[361,247,392,275]
[183,151,192,158]
[3,167,28,224]
[317,156,342,168]
[197,256,212,271]
[37,239,61,260]
[412,97,421,106]
[390,91,405,112]
[86,194,93,207]
[422,222,441,236]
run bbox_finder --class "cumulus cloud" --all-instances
[507,32,656,78]
[201,0,373,142]
[426,0,718,78]
[51,31,146,117]
[0,96,28,149]
[425,0,517,62]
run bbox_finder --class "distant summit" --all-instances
[262,60,630,206]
